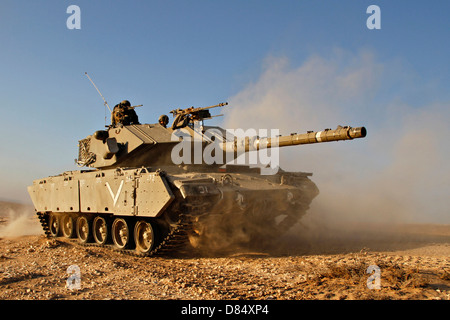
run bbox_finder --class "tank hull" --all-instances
[28,166,319,255]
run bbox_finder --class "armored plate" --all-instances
[28,168,175,218]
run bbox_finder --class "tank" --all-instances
[28,101,367,256]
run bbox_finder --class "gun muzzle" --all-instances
[348,126,367,139]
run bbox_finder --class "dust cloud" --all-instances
[0,202,42,238]
[220,50,449,251]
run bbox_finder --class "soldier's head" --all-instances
[159,115,169,128]
[120,100,131,107]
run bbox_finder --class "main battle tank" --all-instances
[28,101,366,256]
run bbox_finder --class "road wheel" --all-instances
[48,213,60,237]
[76,216,92,243]
[112,218,133,249]
[61,214,76,238]
[134,220,157,254]
[93,216,109,245]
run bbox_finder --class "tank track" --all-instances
[36,212,194,257]
[37,211,52,237]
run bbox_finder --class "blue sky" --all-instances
[0,1,449,222]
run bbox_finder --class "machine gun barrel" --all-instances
[199,102,228,111]
[170,102,228,117]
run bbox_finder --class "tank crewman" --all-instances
[111,100,140,127]
[158,115,169,128]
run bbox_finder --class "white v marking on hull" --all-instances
[106,181,124,206]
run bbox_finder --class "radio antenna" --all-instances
[84,72,112,113]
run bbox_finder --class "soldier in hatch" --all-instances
[111,100,140,127]
[158,114,169,128]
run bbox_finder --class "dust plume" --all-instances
[0,203,42,238]
[221,49,450,246]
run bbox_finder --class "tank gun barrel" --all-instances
[273,125,366,148]
[224,125,367,152]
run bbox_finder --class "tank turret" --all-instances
[77,102,366,170]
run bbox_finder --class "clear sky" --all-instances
[0,1,449,222]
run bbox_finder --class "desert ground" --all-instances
[0,201,449,302]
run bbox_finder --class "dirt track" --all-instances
[0,209,449,301]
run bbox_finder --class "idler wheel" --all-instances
[134,220,157,254]
[48,213,60,237]
[93,216,109,245]
[76,216,92,243]
[112,218,133,249]
[61,214,76,238]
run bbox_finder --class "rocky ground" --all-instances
[0,202,449,301]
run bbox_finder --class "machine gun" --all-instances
[169,102,228,129]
